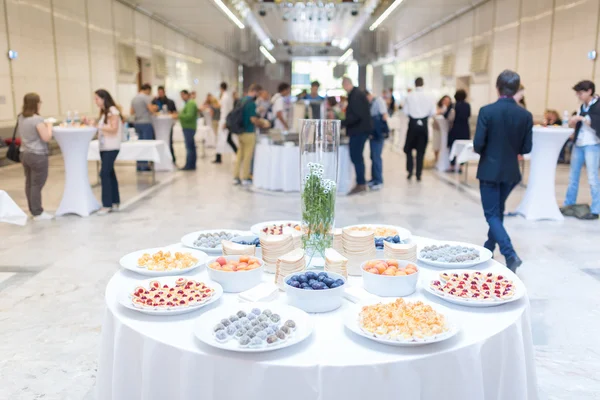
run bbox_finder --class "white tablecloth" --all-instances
[253,141,354,193]
[516,126,573,220]
[434,115,451,171]
[152,115,175,160]
[450,140,480,165]
[53,126,101,217]
[97,237,538,400]
[0,190,27,225]
[88,140,174,172]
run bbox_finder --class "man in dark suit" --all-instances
[341,77,373,195]
[474,70,533,272]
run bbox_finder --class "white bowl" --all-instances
[283,271,346,313]
[206,255,264,293]
[230,235,262,258]
[361,260,419,297]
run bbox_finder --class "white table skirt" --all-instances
[516,126,573,221]
[152,115,175,147]
[97,237,538,400]
[0,190,27,225]
[450,140,480,165]
[434,116,451,171]
[253,142,354,193]
[53,126,101,217]
[88,140,174,172]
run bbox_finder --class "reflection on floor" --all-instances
[0,146,598,400]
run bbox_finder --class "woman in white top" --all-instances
[93,89,123,215]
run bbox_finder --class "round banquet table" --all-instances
[97,237,538,400]
[516,126,573,221]
[52,126,101,217]
[152,115,175,170]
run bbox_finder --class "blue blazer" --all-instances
[473,98,533,183]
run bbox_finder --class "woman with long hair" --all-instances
[18,93,54,220]
[93,89,123,215]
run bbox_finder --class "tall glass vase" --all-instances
[299,119,340,264]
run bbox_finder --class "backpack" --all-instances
[225,98,248,134]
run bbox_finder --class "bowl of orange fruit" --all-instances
[361,259,419,297]
[207,255,264,293]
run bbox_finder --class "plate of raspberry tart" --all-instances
[425,270,526,308]
[120,276,223,316]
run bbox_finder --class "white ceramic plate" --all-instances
[119,276,223,316]
[343,224,412,242]
[119,247,208,277]
[181,229,247,254]
[424,269,526,308]
[193,302,313,353]
[250,220,301,236]
[417,241,493,269]
[343,302,459,347]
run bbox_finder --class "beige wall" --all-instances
[0,0,238,127]
[390,0,600,118]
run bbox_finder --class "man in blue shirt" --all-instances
[306,81,324,119]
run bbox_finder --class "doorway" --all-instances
[137,57,153,90]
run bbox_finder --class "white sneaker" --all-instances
[97,207,112,216]
[33,211,54,221]
[241,179,252,187]
[112,204,120,212]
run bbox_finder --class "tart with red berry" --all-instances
[130,279,215,310]
[429,271,516,303]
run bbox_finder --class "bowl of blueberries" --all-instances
[231,235,262,258]
[374,235,404,249]
[284,271,346,313]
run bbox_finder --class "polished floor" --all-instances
[0,146,599,400]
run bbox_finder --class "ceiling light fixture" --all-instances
[212,0,245,29]
[369,0,405,31]
[260,45,277,64]
[338,48,353,64]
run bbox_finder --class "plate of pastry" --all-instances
[417,241,492,268]
[344,298,459,347]
[181,229,247,254]
[119,276,223,316]
[119,246,208,276]
[344,224,412,243]
[250,221,302,236]
[425,269,525,307]
[193,303,313,352]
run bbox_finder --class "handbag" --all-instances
[6,114,20,163]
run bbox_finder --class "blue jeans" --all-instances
[135,123,154,170]
[100,150,120,208]
[480,180,518,259]
[182,128,197,170]
[370,138,384,184]
[564,143,600,214]
[349,133,369,185]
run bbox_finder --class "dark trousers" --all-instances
[135,123,154,170]
[21,152,49,216]
[169,127,176,163]
[100,150,120,208]
[183,128,197,170]
[349,133,369,185]
[404,118,429,178]
[480,180,518,259]
[370,138,384,184]
[227,131,238,153]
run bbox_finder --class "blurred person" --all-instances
[432,95,453,163]
[94,89,124,216]
[341,77,373,195]
[152,85,177,163]
[256,89,271,119]
[214,82,236,164]
[383,88,396,116]
[130,83,155,171]
[202,93,220,139]
[297,89,308,101]
[403,77,435,181]
[514,84,526,108]
[474,70,533,272]
[17,93,54,220]
[190,91,197,100]
[178,90,198,171]
[271,82,292,131]
[543,109,562,126]
[448,89,471,172]
[233,84,264,186]
[562,80,600,220]
[366,91,389,190]
[326,96,344,120]
[233,91,241,108]
[306,81,324,119]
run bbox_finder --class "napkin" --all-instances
[238,282,279,303]
[0,190,27,226]
[344,286,381,304]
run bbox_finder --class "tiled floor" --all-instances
[0,145,599,399]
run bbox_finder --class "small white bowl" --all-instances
[230,235,262,258]
[283,271,346,313]
[206,255,264,293]
[361,260,419,297]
